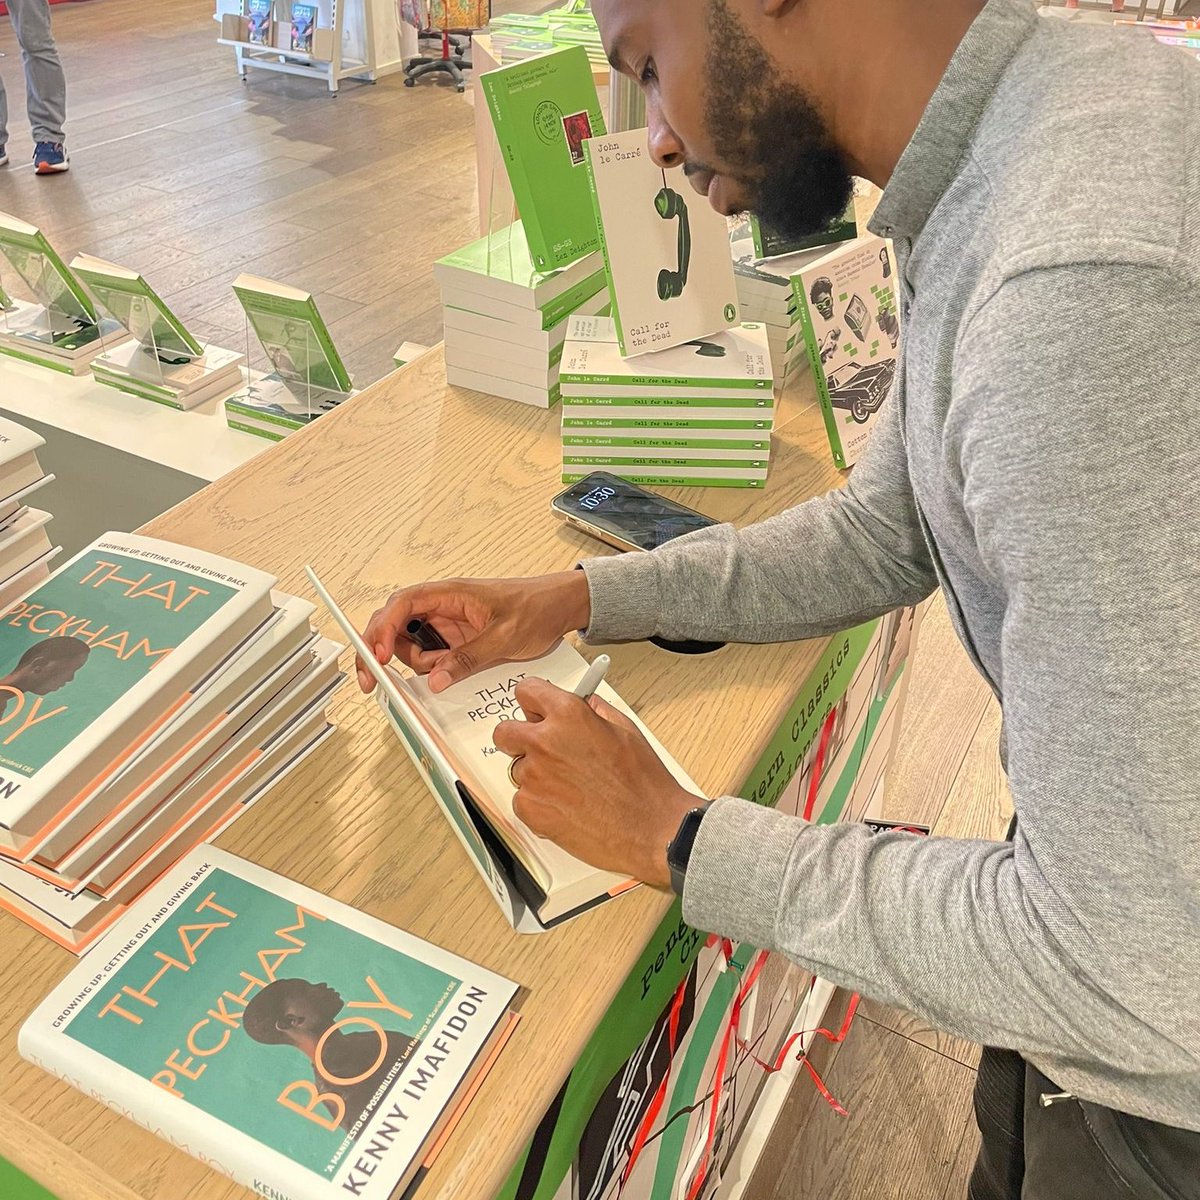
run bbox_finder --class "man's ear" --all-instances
[762,0,800,17]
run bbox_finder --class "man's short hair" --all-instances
[18,637,90,668]
[243,979,316,1045]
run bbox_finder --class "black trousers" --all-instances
[968,1046,1200,1200]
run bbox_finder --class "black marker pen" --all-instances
[406,618,450,653]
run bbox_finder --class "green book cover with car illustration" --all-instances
[792,234,900,469]
[481,47,607,273]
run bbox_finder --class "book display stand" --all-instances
[223,304,357,441]
[214,0,405,94]
[0,236,124,377]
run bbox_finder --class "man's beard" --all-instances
[704,0,854,238]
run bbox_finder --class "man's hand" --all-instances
[356,571,592,694]
[492,677,704,890]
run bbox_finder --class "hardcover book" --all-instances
[481,47,607,272]
[792,234,900,468]
[19,846,519,1200]
[0,533,276,857]
[308,568,700,930]
[246,0,273,44]
[290,1,316,52]
[232,274,353,395]
[584,128,739,356]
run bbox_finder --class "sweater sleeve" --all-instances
[682,264,1200,1105]
[579,394,939,645]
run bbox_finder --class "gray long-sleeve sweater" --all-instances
[580,0,1200,1130]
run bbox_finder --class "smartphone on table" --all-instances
[550,472,719,552]
[550,472,724,653]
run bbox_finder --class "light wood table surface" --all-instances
[0,347,847,1200]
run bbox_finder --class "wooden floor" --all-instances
[0,5,1015,1198]
[0,0,532,389]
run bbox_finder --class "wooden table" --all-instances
[0,347,848,1200]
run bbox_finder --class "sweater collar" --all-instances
[869,0,1040,243]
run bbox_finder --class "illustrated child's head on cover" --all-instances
[5,636,90,696]
[243,978,420,1133]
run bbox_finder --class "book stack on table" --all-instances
[559,315,775,489]
[0,417,59,607]
[488,3,606,66]
[731,251,817,392]
[0,533,343,954]
[437,222,609,409]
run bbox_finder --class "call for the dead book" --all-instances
[19,846,520,1200]
[0,533,275,857]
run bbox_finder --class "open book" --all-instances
[307,568,700,930]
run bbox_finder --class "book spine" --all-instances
[559,393,773,408]
[792,278,847,470]
[582,141,626,355]
[562,435,770,451]
[561,416,771,430]
[563,454,768,468]
[561,472,765,489]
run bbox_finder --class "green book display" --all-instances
[232,273,351,392]
[226,275,354,439]
[71,253,203,360]
[19,846,519,1200]
[0,532,275,859]
[481,47,607,272]
[792,234,900,469]
[0,212,124,374]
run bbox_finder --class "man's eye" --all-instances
[639,59,657,84]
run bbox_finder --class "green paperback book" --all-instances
[71,254,204,360]
[0,210,97,331]
[232,274,352,394]
[19,846,519,1200]
[584,128,740,356]
[748,201,857,260]
[481,46,607,272]
[792,234,899,469]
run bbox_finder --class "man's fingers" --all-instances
[513,676,575,720]
[492,716,538,759]
[588,694,639,733]
[428,629,506,692]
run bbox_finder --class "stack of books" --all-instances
[0,532,343,954]
[488,3,605,65]
[728,213,858,392]
[71,255,245,411]
[0,417,59,607]
[559,315,775,489]
[437,222,609,409]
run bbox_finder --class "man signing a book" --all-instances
[358,1,1200,1196]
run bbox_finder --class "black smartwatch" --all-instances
[666,803,710,897]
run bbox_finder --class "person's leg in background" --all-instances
[4,0,68,173]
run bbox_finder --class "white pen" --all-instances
[573,654,611,701]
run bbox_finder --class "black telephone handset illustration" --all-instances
[654,186,691,300]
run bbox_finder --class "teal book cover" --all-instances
[19,847,518,1200]
[481,46,607,272]
[0,547,235,782]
